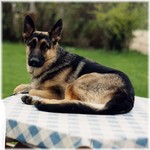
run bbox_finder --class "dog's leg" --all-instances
[29,89,63,99]
[21,96,105,114]
[21,88,62,105]
[21,96,69,105]
[22,83,79,105]
[13,84,32,94]
[21,80,106,114]
[22,97,67,105]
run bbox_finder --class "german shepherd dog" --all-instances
[14,15,135,115]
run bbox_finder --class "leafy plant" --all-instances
[84,3,148,50]
[2,2,148,51]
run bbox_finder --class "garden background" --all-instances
[2,2,148,98]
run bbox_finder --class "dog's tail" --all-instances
[34,92,134,115]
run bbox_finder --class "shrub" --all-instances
[83,3,148,51]
[2,2,148,51]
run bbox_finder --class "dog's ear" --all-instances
[23,15,35,42]
[49,19,63,44]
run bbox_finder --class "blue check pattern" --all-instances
[4,94,148,149]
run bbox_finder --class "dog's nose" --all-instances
[29,57,40,67]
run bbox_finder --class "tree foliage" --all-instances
[87,3,148,50]
[2,2,148,51]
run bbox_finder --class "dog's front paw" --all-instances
[21,95,33,105]
[13,84,32,94]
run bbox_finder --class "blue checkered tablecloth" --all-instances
[3,94,149,149]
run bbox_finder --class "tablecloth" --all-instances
[3,94,149,149]
[0,99,6,150]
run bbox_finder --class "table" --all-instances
[4,94,149,149]
[0,100,6,150]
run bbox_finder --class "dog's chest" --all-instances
[31,78,66,99]
[31,67,72,90]
[31,79,40,89]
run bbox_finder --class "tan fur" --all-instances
[65,84,79,100]
[34,31,49,35]
[29,89,61,99]
[14,16,134,114]
[64,73,124,104]
[26,44,58,77]
[31,67,72,89]
[40,39,49,46]
[14,84,32,94]
[14,42,124,104]
[16,72,124,105]
[25,30,58,77]
[14,30,125,106]
[30,98,105,110]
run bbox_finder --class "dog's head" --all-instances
[23,15,62,70]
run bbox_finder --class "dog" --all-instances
[13,15,135,115]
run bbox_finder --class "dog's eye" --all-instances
[40,42,49,50]
[28,40,36,49]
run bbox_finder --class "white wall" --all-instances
[129,30,148,55]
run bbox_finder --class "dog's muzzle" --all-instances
[28,57,44,68]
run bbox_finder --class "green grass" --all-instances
[2,42,30,98]
[2,42,148,98]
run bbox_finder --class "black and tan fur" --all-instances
[14,15,135,115]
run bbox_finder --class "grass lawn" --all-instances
[2,42,148,98]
